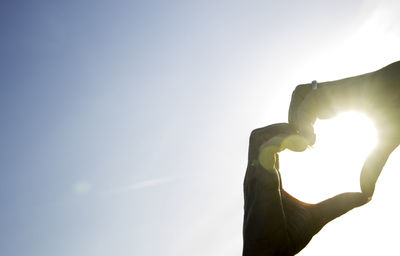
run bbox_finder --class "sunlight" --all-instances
[280,111,377,203]
[313,111,377,161]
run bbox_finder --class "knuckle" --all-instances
[292,84,311,100]
[289,84,310,121]
[249,129,260,144]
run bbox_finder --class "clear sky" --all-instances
[1,0,400,255]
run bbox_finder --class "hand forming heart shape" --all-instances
[243,61,400,255]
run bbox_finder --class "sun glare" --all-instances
[313,111,377,159]
[280,111,377,203]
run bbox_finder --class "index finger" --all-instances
[248,123,297,164]
[288,83,317,145]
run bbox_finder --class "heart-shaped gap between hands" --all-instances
[279,111,377,204]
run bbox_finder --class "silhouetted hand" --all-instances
[289,61,400,197]
[243,123,369,256]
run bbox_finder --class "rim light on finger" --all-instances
[282,134,309,152]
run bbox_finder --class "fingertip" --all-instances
[299,128,316,146]
[258,145,280,171]
[360,179,375,198]
[306,132,316,146]
[358,192,371,205]
[281,134,309,152]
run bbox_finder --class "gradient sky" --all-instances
[1,1,400,255]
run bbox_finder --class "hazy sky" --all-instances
[1,1,400,255]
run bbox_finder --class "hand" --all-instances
[288,61,400,197]
[243,123,369,255]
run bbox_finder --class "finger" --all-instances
[249,123,296,157]
[258,134,310,170]
[291,109,316,146]
[257,135,291,170]
[258,145,279,170]
[253,124,309,169]
[288,84,317,145]
[288,84,312,124]
[252,123,297,143]
[281,134,309,152]
[289,82,349,145]
[311,192,369,234]
[360,141,398,197]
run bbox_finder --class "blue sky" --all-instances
[1,0,400,255]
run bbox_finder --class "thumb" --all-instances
[311,192,369,234]
[360,141,398,197]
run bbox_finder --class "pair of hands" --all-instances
[243,61,400,255]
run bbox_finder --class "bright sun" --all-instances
[313,111,377,159]
[280,111,377,203]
